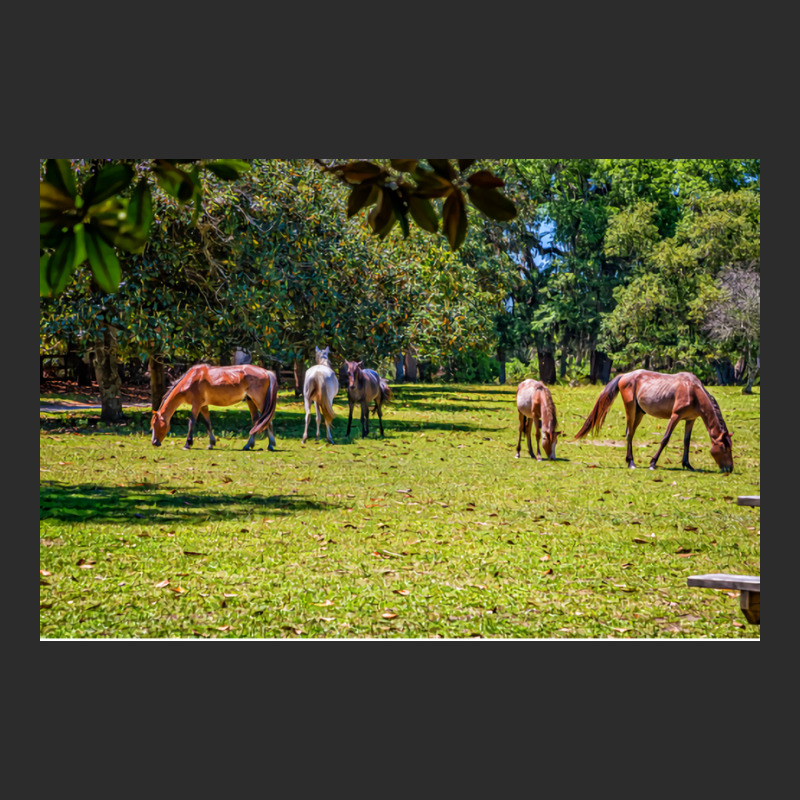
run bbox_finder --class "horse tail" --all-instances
[379,380,393,405]
[318,374,336,425]
[248,372,279,436]
[574,375,622,439]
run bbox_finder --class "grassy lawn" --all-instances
[40,382,760,639]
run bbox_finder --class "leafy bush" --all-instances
[504,358,533,385]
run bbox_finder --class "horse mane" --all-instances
[537,385,557,432]
[157,365,201,412]
[703,388,729,434]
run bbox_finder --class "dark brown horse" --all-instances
[339,360,393,438]
[150,364,279,451]
[575,369,733,472]
[515,379,561,460]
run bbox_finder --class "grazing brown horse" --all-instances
[340,360,393,438]
[515,379,561,460]
[302,346,339,444]
[575,369,733,472]
[150,364,279,451]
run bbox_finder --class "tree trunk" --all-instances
[742,347,758,394]
[404,350,418,382]
[537,350,556,384]
[590,350,613,384]
[497,348,506,385]
[394,354,405,383]
[293,359,306,397]
[93,325,124,422]
[149,354,166,410]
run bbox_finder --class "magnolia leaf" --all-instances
[407,195,439,233]
[40,253,51,296]
[347,183,374,217]
[45,159,78,198]
[123,178,154,241]
[390,159,418,172]
[466,169,505,188]
[205,159,251,180]
[412,169,454,198]
[467,185,517,221]
[85,225,121,293]
[82,163,135,208]
[442,189,468,250]
[386,187,410,238]
[340,161,384,184]
[427,159,456,179]
[46,226,86,295]
[40,181,76,215]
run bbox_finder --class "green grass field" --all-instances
[40,382,760,639]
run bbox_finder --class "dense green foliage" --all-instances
[40,158,759,396]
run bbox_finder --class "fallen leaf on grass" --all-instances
[170,585,187,593]
[393,589,410,596]
[313,599,335,607]
[192,630,211,638]
[223,593,238,598]
[540,554,550,562]
[40,569,52,576]
[217,625,233,632]
[632,538,650,544]
[542,568,554,576]
[382,612,398,619]
[684,526,698,532]
[155,579,170,588]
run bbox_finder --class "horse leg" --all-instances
[346,399,354,437]
[243,397,259,450]
[623,402,645,469]
[649,413,682,470]
[516,413,525,458]
[533,416,543,461]
[361,399,369,438]
[525,417,535,459]
[682,419,696,470]
[184,410,197,450]
[199,405,216,449]
[315,402,322,442]
[375,400,385,437]
[302,397,311,444]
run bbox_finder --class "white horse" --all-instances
[302,346,339,444]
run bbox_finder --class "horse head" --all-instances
[315,346,330,366]
[542,429,563,460]
[343,360,363,389]
[151,411,169,446]
[709,431,734,473]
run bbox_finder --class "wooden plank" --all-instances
[687,573,760,592]
[737,496,760,507]
[740,590,760,625]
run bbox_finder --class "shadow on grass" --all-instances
[40,480,332,525]
[40,407,486,440]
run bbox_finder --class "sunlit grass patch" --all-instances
[40,383,760,639]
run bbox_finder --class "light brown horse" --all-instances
[515,379,561,460]
[575,369,733,472]
[340,360,393,438]
[150,364,279,451]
